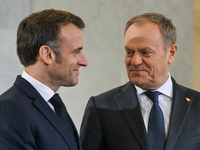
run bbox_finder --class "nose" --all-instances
[78,51,88,67]
[131,52,142,66]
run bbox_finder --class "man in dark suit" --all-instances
[0,9,87,150]
[80,13,200,150]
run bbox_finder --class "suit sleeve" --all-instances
[0,101,36,150]
[80,97,104,150]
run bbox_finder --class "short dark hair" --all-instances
[17,9,85,66]
[125,13,177,49]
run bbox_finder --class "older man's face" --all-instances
[124,21,177,90]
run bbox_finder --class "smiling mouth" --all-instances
[133,71,142,74]
[73,70,79,75]
[132,69,143,72]
[130,69,146,75]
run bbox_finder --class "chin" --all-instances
[71,79,79,86]
[70,81,79,86]
[64,83,78,87]
[63,79,79,87]
[130,77,143,84]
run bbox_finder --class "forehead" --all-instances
[124,21,162,46]
[60,23,83,47]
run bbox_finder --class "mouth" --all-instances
[131,69,143,72]
[129,68,146,75]
[73,69,79,75]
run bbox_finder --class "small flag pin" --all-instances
[186,97,191,102]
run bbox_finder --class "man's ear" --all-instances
[39,45,55,65]
[168,44,178,64]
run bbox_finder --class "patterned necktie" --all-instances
[49,93,76,141]
[144,91,166,150]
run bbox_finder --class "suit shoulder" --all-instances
[0,87,32,117]
[87,82,133,109]
[0,85,28,103]
[172,77,200,95]
[94,82,130,100]
[176,83,200,97]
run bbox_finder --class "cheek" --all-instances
[125,57,131,66]
[63,55,75,66]
[149,64,160,75]
[150,60,167,76]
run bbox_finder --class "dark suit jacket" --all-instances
[0,76,82,150]
[80,78,200,150]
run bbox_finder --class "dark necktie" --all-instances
[144,91,166,150]
[49,93,76,141]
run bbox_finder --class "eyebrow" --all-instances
[73,47,83,51]
[138,47,153,51]
[125,46,153,51]
[124,46,131,50]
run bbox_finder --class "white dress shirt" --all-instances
[135,74,173,136]
[21,70,56,110]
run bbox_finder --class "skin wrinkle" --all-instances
[25,23,88,92]
[124,21,177,90]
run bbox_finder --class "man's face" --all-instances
[50,23,88,88]
[124,21,176,90]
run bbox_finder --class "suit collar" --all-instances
[165,78,193,150]
[21,70,55,102]
[134,75,173,98]
[14,75,38,99]
[33,97,80,149]
[14,76,81,150]
[115,79,194,150]
[114,81,151,150]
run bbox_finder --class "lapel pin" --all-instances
[186,97,191,102]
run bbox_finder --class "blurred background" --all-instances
[0,0,199,130]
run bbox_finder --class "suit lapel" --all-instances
[67,111,82,150]
[14,76,80,150]
[33,98,78,150]
[165,78,193,150]
[114,82,151,150]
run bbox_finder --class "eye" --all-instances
[126,50,133,57]
[141,51,153,57]
[73,50,80,54]
[142,51,150,55]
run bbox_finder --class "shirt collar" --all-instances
[135,73,173,98]
[21,70,56,102]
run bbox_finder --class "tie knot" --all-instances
[144,91,161,103]
[49,93,62,107]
